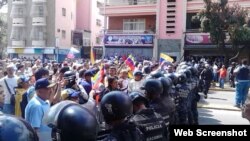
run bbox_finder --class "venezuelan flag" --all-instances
[159,53,174,63]
[125,54,135,71]
[92,65,105,90]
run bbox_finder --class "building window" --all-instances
[31,26,46,40]
[96,37,101,44]
[96,19,101,26]
[123,19,145,32]
[62,8,66,16]
[62,30,66,39]
[30,4,47,17]
[11,27,25,41]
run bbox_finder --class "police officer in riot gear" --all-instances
[181,69,194,125]
[188,66,200,125]
[100,91,143,141]
[200,64,213,99]
[0,114,39,141]
[45,101,99,141]
[175,73,190,125]
[141,79,170,141]
[165,73,180,124]
[63,71,88,104]
[129,91,166,141]
[158,77,176,125]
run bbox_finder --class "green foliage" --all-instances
[194,0,249,48]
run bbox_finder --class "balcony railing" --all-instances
[32,40,46,46]
[32,0,47,3]
[106,0,157,6]
[12,18,26,27]
[12,0,26,5]
[106,29,155,34]
[12,40,25,47]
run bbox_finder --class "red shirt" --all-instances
[219,68,227,78]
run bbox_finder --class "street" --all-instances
[198,89,249,125]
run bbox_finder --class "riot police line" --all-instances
[0,61,210,141]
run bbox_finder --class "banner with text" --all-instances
[104,35,154,46]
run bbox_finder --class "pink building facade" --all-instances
[98,0,250,61]
[55,0,76,48]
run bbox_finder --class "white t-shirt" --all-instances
[128,79,145,94]
[0,76,18,104]
[213,65,218,73]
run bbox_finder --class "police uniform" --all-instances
[130,108,166,141]
[175,83,190,125]
[149,98,170,141]
[103,120,143,141]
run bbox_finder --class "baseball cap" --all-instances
[133,70,143,76]
[84,70,94,77]
[35,78,56,90]
[61,89,80,100]
[17,76,30,85]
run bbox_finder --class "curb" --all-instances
[209,88,235,92]
[197,103,241,111]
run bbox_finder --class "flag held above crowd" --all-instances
[159,53,174,63]
[125,54,135,71]
[67,47,80,59]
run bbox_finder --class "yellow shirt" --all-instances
[15,88,26,117]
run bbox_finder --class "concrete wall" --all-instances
[46,0,56,47]
[158,39,182,61]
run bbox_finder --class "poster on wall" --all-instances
[104,35,154,46]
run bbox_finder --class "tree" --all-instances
[193,0,249,64]
[0,0,7,9]
[0,14,7,59]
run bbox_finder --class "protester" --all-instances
[0,64,18,114]
[234,59,250,108]
[25,78,56,141]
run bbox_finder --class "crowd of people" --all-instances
[0,56,249,141]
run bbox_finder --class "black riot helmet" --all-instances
[150,71,164,79]
[63,71,76,88]
[158,77,173,97]
[101,91,133,124]
[129,91,148,105]
[176,73,187,84]
[165,73,178,85]
[187,66,199,77]
[63,71,76,80]
[183,69,192,80]
[0,114,39,141]
[141,79,163,99]
[45,101,98,141]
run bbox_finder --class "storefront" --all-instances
[7,47,80,62]
[7,48,54,61]
[104,34,154,60]
[184,33,234,58]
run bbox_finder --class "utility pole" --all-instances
[102,0,107,59]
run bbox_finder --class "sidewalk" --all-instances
[197,88,242,111]
[209,83,235,92]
